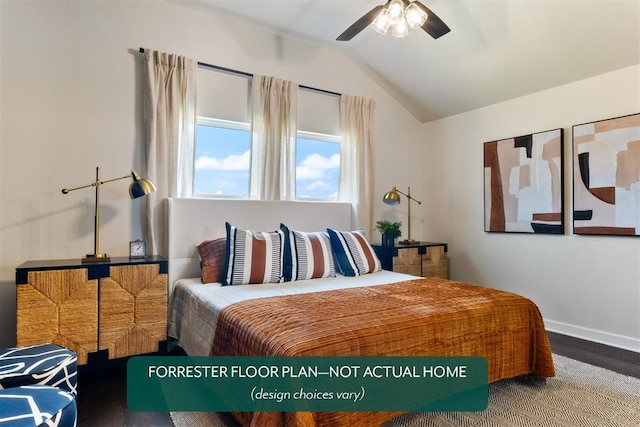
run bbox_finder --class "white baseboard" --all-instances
[545,319,640,353]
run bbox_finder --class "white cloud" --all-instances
[296,153,340,180]
[305,180,331,190]
[195,150,250,170]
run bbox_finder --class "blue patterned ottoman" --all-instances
[0,344,77,396]
[0,385,77,426]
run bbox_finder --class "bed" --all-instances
[165,198,555,427]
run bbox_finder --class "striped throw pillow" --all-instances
[280,224,336,281]
[223,222,284,286]
[326,229,382,277]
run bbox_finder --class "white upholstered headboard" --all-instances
[166,198,356,291]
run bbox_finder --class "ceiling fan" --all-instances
[336,0,450,41]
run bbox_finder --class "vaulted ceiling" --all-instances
[171,0,640,123]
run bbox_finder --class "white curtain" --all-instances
[338,95,376,236]
[249,75,298,200]
[143,49,197,256]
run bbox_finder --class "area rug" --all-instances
[170,354,640,427]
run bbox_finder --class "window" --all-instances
[194,122,341,200]
[193,118,250,198]
[296,131,341,200]
[295,88,342,200]
[193,67,342,200]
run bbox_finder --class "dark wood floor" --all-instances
[77,332,639,426]
[546,331,639,379]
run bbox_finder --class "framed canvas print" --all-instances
[573,113,640,236]
[484,128,564,234]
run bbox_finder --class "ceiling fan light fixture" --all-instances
[392,15,410,38]
[405,2,428,29]
[372,8,392,34]
[337,0,450,42]
[387,0,405,20]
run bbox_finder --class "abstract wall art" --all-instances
[573,113,640,236]
[484,129,564,234]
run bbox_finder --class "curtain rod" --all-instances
[139,48,341,97]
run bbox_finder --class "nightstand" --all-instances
[15,256,167,365]
[372,242,448,278]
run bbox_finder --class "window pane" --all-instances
[194,123,250,197]
[296,136,341,200]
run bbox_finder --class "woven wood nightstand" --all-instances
[372,242,448,278]
[15,257,167,365]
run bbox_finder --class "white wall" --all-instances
[0,1,424,346]
[423,65,640,352]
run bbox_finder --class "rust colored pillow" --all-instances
[197,238,227,284]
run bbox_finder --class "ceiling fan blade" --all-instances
[336,4,387,41]
[414,1,451,39]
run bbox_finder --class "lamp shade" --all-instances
[383,186,401,205]
[405,2,428,29]
[129,171,156,199]
[391,16,410,38]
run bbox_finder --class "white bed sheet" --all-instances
[167,270,418,356]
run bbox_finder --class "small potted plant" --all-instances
[375,220,402,247]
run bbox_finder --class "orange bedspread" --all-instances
[211,277,555,427]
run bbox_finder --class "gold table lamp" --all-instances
[62,166,156,263]
[382,186,422,245]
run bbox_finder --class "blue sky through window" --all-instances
[296,136,340,200]
[194,124,250,197]
[194,123,340,199]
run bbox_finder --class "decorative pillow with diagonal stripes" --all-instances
[326,229,382,277]
[223,222,285,286]
[280,224,336,281]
